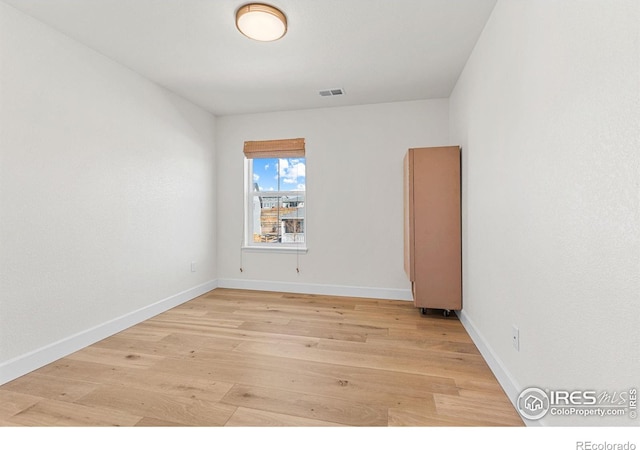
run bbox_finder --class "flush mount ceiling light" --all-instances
[236,3,287,42]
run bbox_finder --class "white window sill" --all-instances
[242,245,308,254]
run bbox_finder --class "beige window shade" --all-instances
[243,138,305,159]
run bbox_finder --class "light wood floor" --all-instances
[0,288,523,426]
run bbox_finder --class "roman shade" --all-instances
[243,138,305,159]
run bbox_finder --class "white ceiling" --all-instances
[2,0,497,116]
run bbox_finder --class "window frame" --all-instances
[243,157,308,252]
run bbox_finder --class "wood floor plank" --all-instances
[0,390,42,420]
[76,385,237,426]
[65,346,165,369]
[8,399,142,426]
[158,347,451,408]
[221,384,387,426]
[237,318,387,342]
[318,338,486,366]
[388,325,476,342]
[0,419,21,426]
[229,340,463,397]
[234,339,494,380]
[225,406,346,427]
[86,365,235,403]
[113,327,171,342]
[35,358,233,404]
[433,393,524,426]
[0,373,99,403]
[228,302,405,327]
[134,417,186,427]
[355,333,481,356]
[388,405,506,427]
[35,359,118,384]
[135,321,321,348]
[147,314,244,330]
[93,331,241,357]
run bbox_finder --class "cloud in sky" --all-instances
[279,158,306,184]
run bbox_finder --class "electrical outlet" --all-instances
[190,261,196,272]
[512,325,520,351]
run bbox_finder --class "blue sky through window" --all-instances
[252,157,306,192]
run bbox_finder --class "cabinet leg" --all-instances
[420,308,427,316]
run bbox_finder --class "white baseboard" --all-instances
[0,279,218,386]
[218,278,413,301]
[456,309,540,427]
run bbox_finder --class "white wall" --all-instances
[216,100,449,298]
[0,3,217,382]
[450,0,639,425]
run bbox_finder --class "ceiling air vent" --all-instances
[319,88,345,97]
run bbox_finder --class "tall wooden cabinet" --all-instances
[404,146,461,313]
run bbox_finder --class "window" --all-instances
[244,139,306,249]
